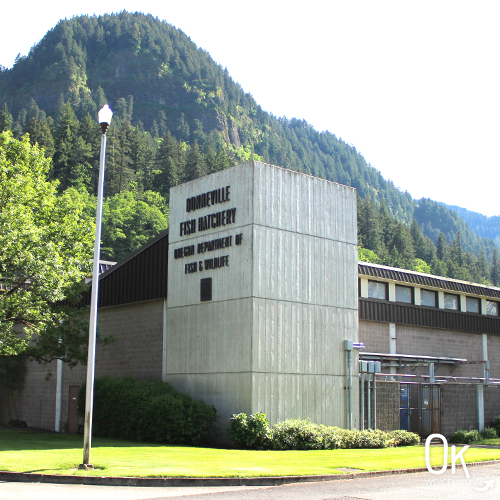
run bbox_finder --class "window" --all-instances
[368,280,388,300]
[466,297,480,314]
[487,300,499,316]
[396,285,413,304]
[444,293,459,310]
[421,289,437,307]
[200,278,212,302]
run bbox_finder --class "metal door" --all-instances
[68,386,80,433]
[400,383,440,437]
[421,384,440,438]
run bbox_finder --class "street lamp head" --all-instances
[98,104,113,134]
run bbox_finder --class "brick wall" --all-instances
[359,320,389,352]
[484,386,500,428]
[360,322,500,381]
[396,325,484,379]
[441,384,478,438]
[1,299,164,431]
[487,335,500,380]
[0,359,58,430]
[375,380,400,431]
[359,379,399,431]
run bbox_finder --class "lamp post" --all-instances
[80,104,112,469]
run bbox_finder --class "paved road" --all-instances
[2,463,500,500]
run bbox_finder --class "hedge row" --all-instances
[228,413,420,450]
[78,376,216,444]
[451,426,498,444]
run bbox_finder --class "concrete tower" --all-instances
[166,161,359,436]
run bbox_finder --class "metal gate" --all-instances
[400,383,440,437]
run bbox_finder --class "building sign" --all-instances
[173,185,243,276]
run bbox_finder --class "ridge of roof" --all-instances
[92,228,170,283]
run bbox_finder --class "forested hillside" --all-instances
[447,205,500,247]
[1,11,498,282]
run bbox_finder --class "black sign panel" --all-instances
[200,278,212,302]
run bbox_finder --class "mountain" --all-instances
[0,13,415,214]
[0,11,498,269]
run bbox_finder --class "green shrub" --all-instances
[270,419,324,450]
[78,376,216,445]
[228,413,421,450]
[321,426,349,449]
[480,427,498,439]
[492,415,500,436]
[464,429,481,443]
[451,429,468,443]
[386,430,421,447]
[228,412,271,449]
[451,429,481,444]
[341,429,389,449]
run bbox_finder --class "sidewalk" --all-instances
[2,459,500,487]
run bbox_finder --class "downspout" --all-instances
[360,373,365,430]
[55,358,62,432]
[477,385,484,432]
[162,298,167,382]
[344,340,353,430]
[367,373,371,429]
[483,334,490,384]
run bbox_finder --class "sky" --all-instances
[2,1,499,216]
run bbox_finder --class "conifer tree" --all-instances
[184,141,206,182]
[106,121,135,195]
[78,113,101,194]
[214,145,232,172]
[451,231,464,267]
[492,248,500,286]
[24,117,55,158]
[378,200,395,249]
[52,102,82,188]
[131,127,155,192]
[391,223,415,266]
[436,232,448,261]
[357,198,381,251]
[478,252,490,282]
[0,104,13,132]
[410,218,427,261]
[155,131,180,194]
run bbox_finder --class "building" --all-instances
[1,161,499,440]
[358,262,500,436]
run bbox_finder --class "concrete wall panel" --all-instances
[168,163,254,247]
[167,298,252,374]
[253,226,357,309]
[168,225,254,308]
[252,299,358,376]
[165,372,252,435]
[252,162,357,243]
[251,372,357,428]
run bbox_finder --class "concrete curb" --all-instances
[1,460,499,487]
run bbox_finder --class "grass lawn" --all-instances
[471,437,500,446]
[1,428,500,478]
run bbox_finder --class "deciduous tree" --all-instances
[0,131,95,364]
